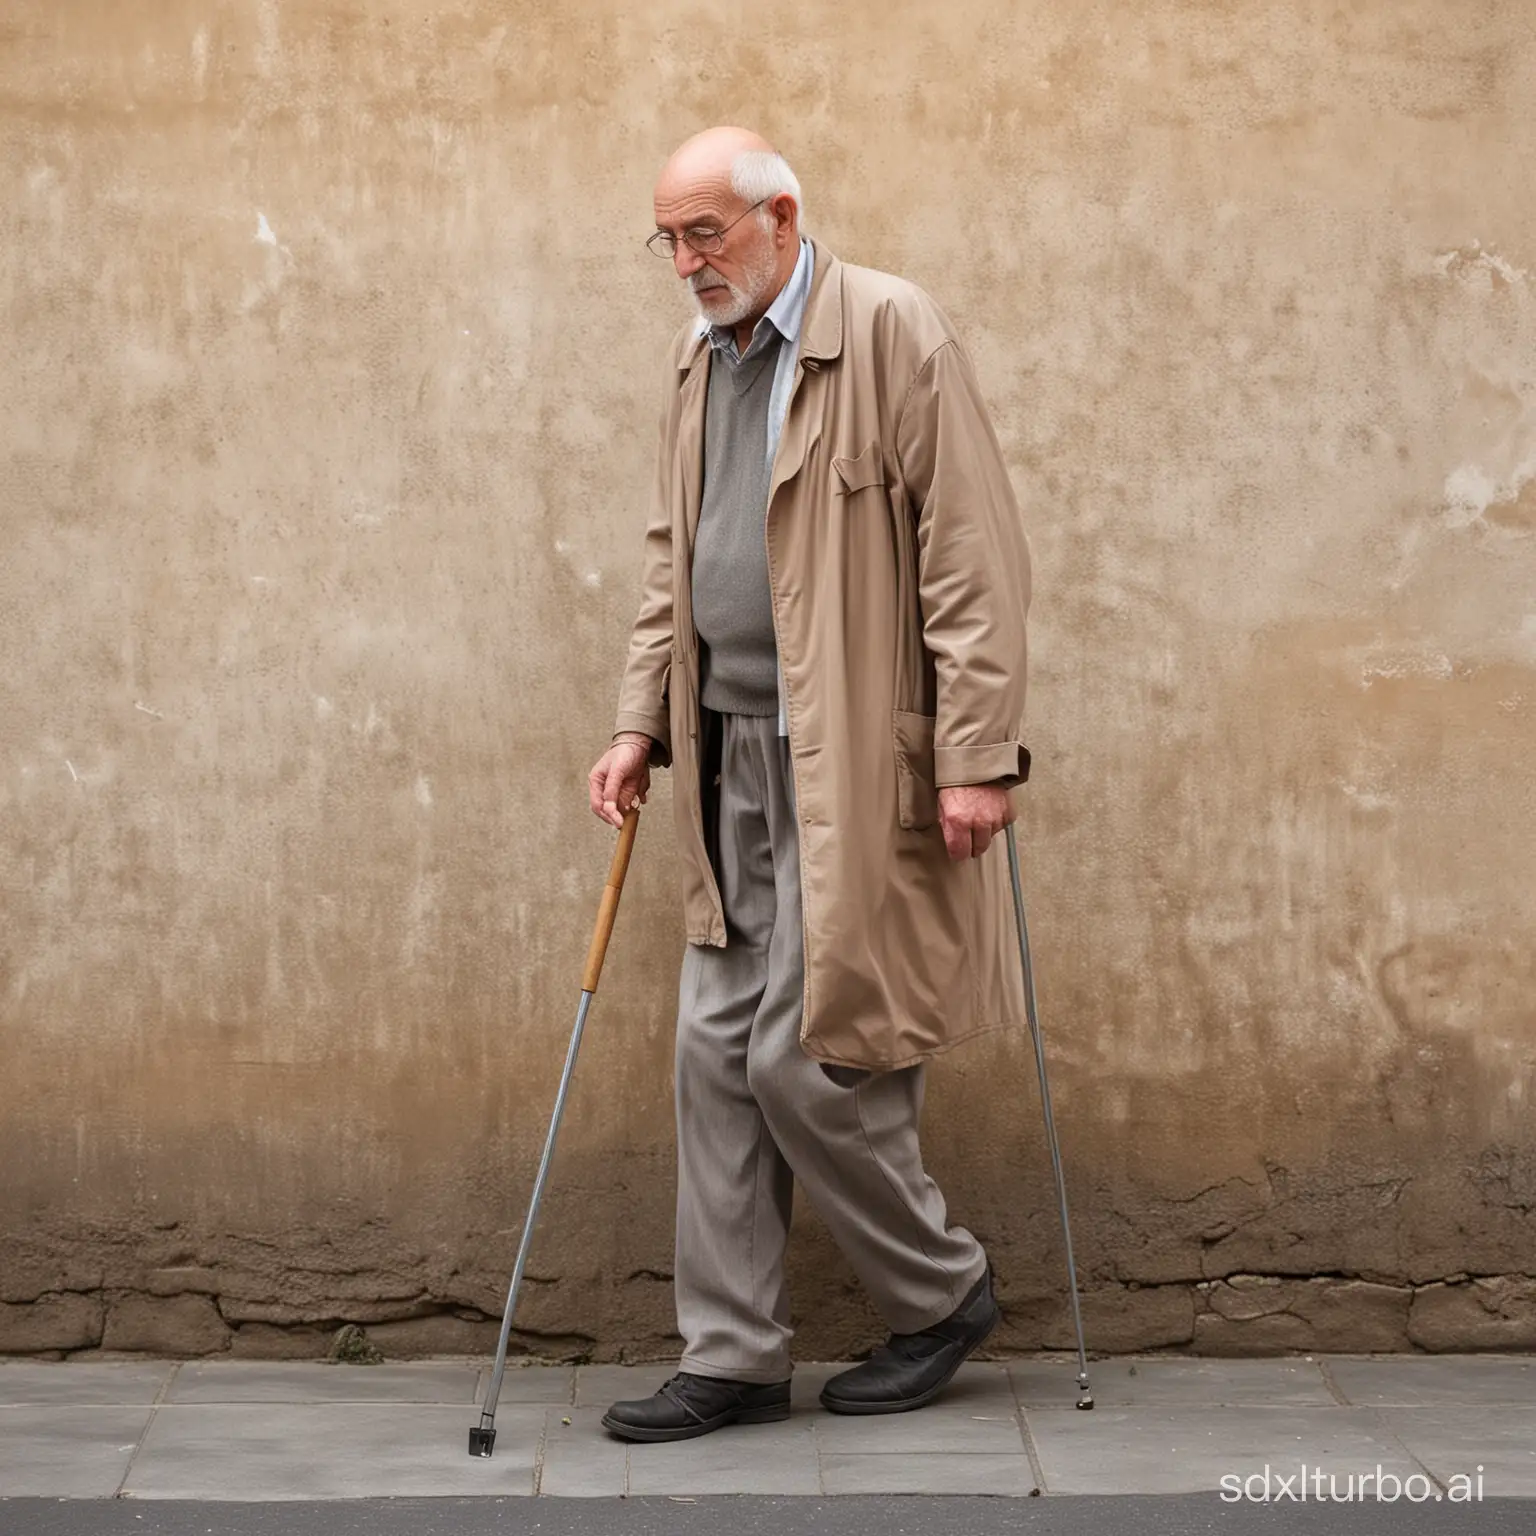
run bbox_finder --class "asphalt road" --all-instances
[0,1498,1529,1536]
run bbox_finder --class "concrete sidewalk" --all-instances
[0,1355,1532,1501]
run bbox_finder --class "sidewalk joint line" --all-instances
[1365,1403,1448,1497]
[1006,1363,1049,1495]
[113,1360,180,1498]
[1316,1358,1351,1406]
[532,1405,551,1495]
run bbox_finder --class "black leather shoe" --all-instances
[820,1266,1001,1415]
[602,1371,792,1442]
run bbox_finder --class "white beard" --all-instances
[689,233,778,329]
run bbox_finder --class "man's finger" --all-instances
[618,774,644,819]
[602,762,629,827]
[942,813,966,862]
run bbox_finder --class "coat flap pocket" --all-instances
[832,442,886,495]
[891,709,939,831]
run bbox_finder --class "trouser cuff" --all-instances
[679,1354,792,1385]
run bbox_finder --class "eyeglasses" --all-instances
[646,199,768,258]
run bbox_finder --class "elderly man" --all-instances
[587,127,1032,1443]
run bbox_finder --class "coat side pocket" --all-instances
[892,709,939,830]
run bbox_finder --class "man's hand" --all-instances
[937,783,1015,861]
[588,734,652,828]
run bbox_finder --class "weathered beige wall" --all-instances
[3,0,1534,1360]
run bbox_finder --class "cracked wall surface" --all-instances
[2,1,1534,1360]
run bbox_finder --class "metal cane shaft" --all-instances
[480,989,593,1425]
[1005,824,1092,1404]
[469,808,642,1456]
[477,806,639,1435]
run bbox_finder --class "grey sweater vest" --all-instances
[691,337,782,717]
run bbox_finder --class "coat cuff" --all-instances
[613,711,672,770]
[934,739,1031,790]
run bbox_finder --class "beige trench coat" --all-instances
[612,238,1032,1070]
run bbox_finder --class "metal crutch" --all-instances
[469,805,641,1458]
[1005,822,1094,1410]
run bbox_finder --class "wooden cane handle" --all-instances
[581,806,639,993]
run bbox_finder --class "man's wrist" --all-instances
[614,731,653,749]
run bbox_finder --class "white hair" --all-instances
[730,149,805,230]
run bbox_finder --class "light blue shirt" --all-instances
[695,238,815,735]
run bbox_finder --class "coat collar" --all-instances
[677,236,843,373]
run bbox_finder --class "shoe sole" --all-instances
[600,1402,792,1443]
[819,1301,1002,1416]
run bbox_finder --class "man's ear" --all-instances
[772,193,798,243]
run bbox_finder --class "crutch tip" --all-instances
[1075,1393,1095,1411]
[468,1425,497,1457]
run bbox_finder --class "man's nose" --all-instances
[674,246,707,280]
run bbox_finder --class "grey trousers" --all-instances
[675,710,988,1384]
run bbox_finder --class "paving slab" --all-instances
[625,1418,822,1496]
[0,1406,151,1497]
[1330,1357,1536,1407]
[168,1362,479,1405]
[121,1403,542,1499]
[6,1355,1533,1502]
[1377,1407,1536,1498]
[1012,1357,1334,1410]
[536,1406,629,1496]
[1027,1404,1426,1495]
[0,1362,173,1407]
[819,1452,1040,1496]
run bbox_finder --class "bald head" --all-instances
[654,127,804,233]
[657,126,778,205]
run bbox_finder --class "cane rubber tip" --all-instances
[1076,1395,1095,1411]
[468,1426,497,1457]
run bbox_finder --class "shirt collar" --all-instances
[696,237,815,362]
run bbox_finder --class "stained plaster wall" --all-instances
[2,0,1533,1359]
